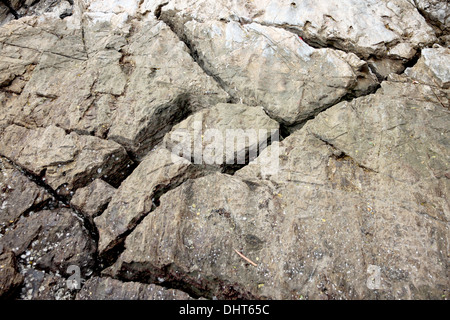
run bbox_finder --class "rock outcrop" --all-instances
[0,0,448,301]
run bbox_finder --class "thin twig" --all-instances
[234,249,258,267]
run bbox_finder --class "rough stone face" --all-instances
[0,251,24,299]
[70,179,116,224]
[110,53,449,299]
[167,18,378,125]
[0,125,130,193]
[163,103,280,166]
[0,0,72,26]
[110,169,448,299]
[104,17,229,158]
[76,277,193,300]
[160,0,437,60]
[414,0,450,32]
[0,208,96,274]
[0,156,50,231]
[95,148,203,256]
[0,0,447,301]
[0,12,228,159]
[405,45,450,89]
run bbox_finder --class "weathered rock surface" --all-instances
[1,10,228,159]
[95,148,203,256]
[413,0,450,33]
[164,103,280,166]
[0,250,24,298]
[0,0,447,301]
[0,156,50,231]
[111,168,448,299]
[110,45,449,299]
[160,0,437,59]
[164,17,378,125]
[0,0,72,25]
[0,125,130,193]
[405,45,450,88]
[70,179,116,224]
[0,208,96,274]
[76,277,193,300]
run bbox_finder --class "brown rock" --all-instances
[70,179,116,224]
[0,251,24,299]
[0,124,130,193]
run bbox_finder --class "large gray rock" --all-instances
[76,277,194,300]
[110,63,449,299]
[70,179,116,225]
[0,125,130,193]
[19,268,75,300]
[163,103,280,166]
[167,18,378,125]
[95,148,203,256]
[0,1,72,25]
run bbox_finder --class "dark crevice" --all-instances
[0,0,21,19]
[403,48,422,71]
[312,133,378,174]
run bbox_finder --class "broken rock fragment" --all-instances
[178,20,378,125]
[70,179,116,225]
[0,156,50,231]
[163,103,280,167]
[95,148,203,256]
[0,124,130,194]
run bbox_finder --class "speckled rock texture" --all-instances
[0,0,448,300]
